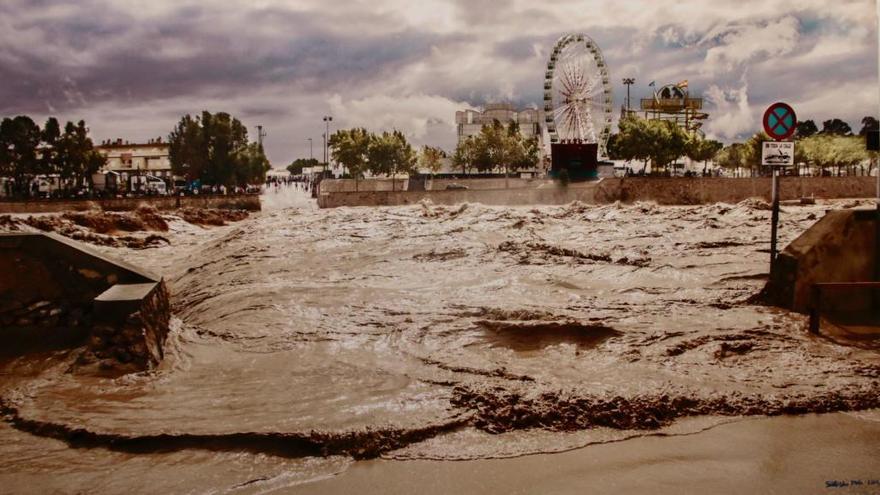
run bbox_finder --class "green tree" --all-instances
[507,125,540,176]
[234,143,271,185]
[452,135,478,175]
[796,120,818,139]
[287,158,320,175]
[616,117,689,174]
[469,120,537,186]
[858,116,879,136]
[744,131,772,176]
[0,116,41,195]
[715,143,749,177]
[56,120,106,189]
[40,117,61,176]
[686,136,723,175]
[329,128,372,190]
[168,114,206,181]
[821,118,853,136]
[614,117,651,171]
[419,145,446,179]
[169,111,262,186]
[605,133,622,160]
[367,130,415,191]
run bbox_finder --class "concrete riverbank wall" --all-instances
[0,194,261,214]
[0,232,170,374]
[765,209,878,314]
[317,177,878,208]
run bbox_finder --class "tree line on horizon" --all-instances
[290,120,540,190]
[714,116,879,177]
[605,115,878,177]
[0,110,271,198]
[0,115,106,197]
[607,117,723,175]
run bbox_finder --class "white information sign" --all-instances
[762,141,794,167]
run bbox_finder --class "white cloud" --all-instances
[701,16,800,76]
[703,80,755,141]
[327,93,466,148]
[2,0,878,162]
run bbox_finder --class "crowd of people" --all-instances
[265,176,318,196]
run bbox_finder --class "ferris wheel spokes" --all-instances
[544,33,613,154]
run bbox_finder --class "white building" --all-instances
[455,103,544,147]
[96,138,173,179]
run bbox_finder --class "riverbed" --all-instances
[1,188,878,493]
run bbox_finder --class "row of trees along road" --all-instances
[323,120,540,191]
[715,117,879,177]
[608,116,723,175]
[168,111,270,187]
[327,128,416,191]
[451,120,540,183]
[0,116,106,197]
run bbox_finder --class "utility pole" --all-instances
[322,116,333,173]
[256,125,267,149]
[622,78,636,115]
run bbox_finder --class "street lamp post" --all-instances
[323,115,333,173]
[622,78,636,115]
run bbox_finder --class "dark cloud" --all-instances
[0,1,451,114]
[0,0,876,162]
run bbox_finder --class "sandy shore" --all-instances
[292,411,880,495]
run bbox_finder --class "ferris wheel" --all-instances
[543,34,613,157]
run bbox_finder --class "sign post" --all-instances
[762,102,797,271]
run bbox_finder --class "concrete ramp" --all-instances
[0,233,170,374]
[765,209,878,314]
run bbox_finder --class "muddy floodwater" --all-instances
[1,189,879,492]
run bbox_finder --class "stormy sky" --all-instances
[1,0,877,165]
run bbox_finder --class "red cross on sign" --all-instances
[762,102,797,141]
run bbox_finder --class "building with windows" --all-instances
[93,138,174,193]
[455,103,544,147]
[96,138,173,179]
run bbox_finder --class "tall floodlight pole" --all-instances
[256,125,267,148]
[323,115,333,173]
[622,78,636,114]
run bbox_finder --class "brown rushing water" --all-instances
[1,189,879,492]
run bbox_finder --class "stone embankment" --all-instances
[0,233,170,374]
[318,176,878,208]
[0,205,250,249]
[0,193,260,214]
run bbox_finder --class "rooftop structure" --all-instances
[639,82,708,135]
[455,103,543,147]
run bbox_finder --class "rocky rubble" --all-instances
[75,282,171,375]
[451,385,880,434]
[177,207,249,226]
[0,205,249,248]
[0,299,91,330]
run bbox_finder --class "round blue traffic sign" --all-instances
[763,102,797,141]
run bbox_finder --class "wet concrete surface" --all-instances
[1,188,878,492]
